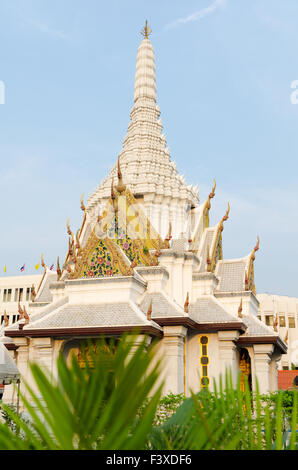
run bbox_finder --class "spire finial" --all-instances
[141,20,152,39]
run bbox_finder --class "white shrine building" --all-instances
[1,24,292,402]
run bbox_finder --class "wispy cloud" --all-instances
[25,17,70,41]
[164,0,226,31]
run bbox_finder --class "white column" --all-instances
[253,344,274,394]
[218,330,239,386]
[162,326,187,395]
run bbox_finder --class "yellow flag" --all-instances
[4,265,6,273]
[35,264,40,270]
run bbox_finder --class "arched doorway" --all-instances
[239,348,252,392]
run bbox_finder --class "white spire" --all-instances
[87,28,199,235]
[134,38,156,103]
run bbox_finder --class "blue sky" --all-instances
[0,0,298,297]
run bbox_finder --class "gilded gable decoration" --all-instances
[245,236,260,294]
[208,202,229,273]
[203,179,216,230]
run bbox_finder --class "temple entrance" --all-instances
[239,348,252,392]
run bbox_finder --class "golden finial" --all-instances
[206,245,212,272]
[23,306,29,325]
[273,314,278,332]
[245,271,249,290]
[31,284,36,302]
[222,202,230,222]
[238,299,243,318]
[111,178,115,200]
[184,292,190,313]
[67,219,72,237]
[81,194,86,212]
[166,222,172,241]
[115,156,126,193]
[3,310,9,327]
[209,179,216,200]
[57,256,62,281]
[41,253,46,269]
[141,20,152,39]
[147,299,153,321]
[18,302,24,319]
[284,330,288,345]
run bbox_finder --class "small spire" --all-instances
[57,256,62,281]
[31,284,36,302]
[81,194,86,212]
[273,314,278,332]
[18,302,24,319]
[115,156,126,193]
[4,310,9,327]
[206,245,212,272]
[209,179,216,200]
[23,306,30,325]
[41,253,46,269]
[67,219,73,237]
[147,299,153,321]
[238,299,243,318]
[141,20,152,39]
[184,292,190,313]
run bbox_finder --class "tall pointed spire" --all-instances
[134,22,156,103]
[87,23,199,237]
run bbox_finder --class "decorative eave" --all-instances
[237,334,287,354]
[153,317,246,334]
[5,325,163,339]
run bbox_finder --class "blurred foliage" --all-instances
[0,334,297,450]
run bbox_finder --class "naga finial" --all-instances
[284,330,288,345]
[57,256,62,281]
[111,178,115,200]
[41,253,46,269]
[3,310,9,327]
[141,20,152,39]
[81,194,86,212]
[206,245,212,272]
[23,306,30,325]
[209,179,216,200]
[147,299,153,321]
[18,302,24,318]
[31,284,36,302]
[67,219,72,237]
[238,299,243,318]
[222,202,230,222]
[184,292,190,313]
[115,156,126,193]
[273,314,278,332]
[251,236,260,261]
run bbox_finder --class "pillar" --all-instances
[253,344,274,394]
[162,326,187,395]
[218,330,239,386]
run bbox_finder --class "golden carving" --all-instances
[141,20,152,39]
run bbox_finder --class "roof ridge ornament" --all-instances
[141,20,152,39]
[115,156,126,193]
[238,299,243,318]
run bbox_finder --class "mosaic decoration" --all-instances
[69,229,132,279]
[199,335,210,388]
